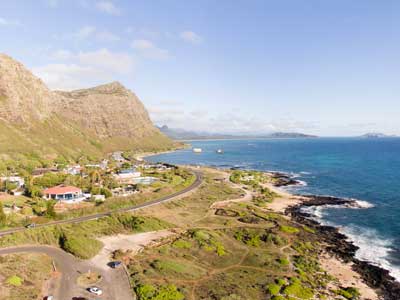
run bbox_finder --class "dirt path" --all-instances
[0,245,133,300]
[91,230,176,270]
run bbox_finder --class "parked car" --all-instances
[88,287,103,296]
[25,223,36,228]
[109,261,122,268]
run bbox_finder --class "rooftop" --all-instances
[43,185,82,195]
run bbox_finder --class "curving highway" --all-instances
[0,170,203,300]
[0,170,202,237]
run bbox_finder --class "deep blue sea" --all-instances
[148,138,400,281]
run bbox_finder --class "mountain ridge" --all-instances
[159,125,317,140]
[0,53,173,159]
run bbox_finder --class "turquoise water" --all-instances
[148,138,400,280]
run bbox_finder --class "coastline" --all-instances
[284,192,400,300]
[140,150,399,299]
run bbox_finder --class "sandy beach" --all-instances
[260,177,380,300]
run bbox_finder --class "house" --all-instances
[32,167,58,177]
[43,185,87,203]
[113,168,141,183]
[0,176,25,195]
[64,165,82,175]
[0,176,25,188]
[111,151,126,163]
[111,185,138,197]
[132,176,158,185]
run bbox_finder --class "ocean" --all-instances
[148,137,400,281]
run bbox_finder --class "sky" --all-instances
[1,0,400,136]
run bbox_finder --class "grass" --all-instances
[0,253,52,300]
[0,214,172,258]
[5,275,23,286]
[77,271,102,286]
[135,284,184,300]
[280,225,300,234]
[283,278,314,299]
[150,259,207,279]
[126,168,338,300]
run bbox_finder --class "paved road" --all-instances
[0,170,203,300]
[0,245,129,300]
[0,170,202,237]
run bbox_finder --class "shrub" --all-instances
[6,275,24,286]
[172,239,192,249]
[135,284,184,300]
[334,287,361,299]
[278,258,290,266]
[267,283,281,296]
[280,225,300,234]
[60,234,103,259]
[0,202,6,227]
[283,278,313,299]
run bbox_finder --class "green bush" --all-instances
[280,225,300,234]
[334,287,360,299]
[283,278,313,299]
[172,239,192,249]
[6,275,24,286]
[278,258,290,266]
[60,234,103,259]
[267,283,281,296]
[135,284,184,300]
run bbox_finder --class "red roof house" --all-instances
[43,185,85,203]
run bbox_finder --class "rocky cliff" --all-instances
[0,53,173,158]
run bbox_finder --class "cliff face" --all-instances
[0,54,58,124]
[0,53,172,158]
[55,82,160,140]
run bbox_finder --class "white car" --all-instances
[88,286,103,296]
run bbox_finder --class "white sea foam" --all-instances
[294,180,308,186]
[302,203,400,282]
[300,171,312,175]
[340,226,400,282]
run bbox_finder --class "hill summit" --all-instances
[0,53,172,159]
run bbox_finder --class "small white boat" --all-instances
[216,149,224,154]
[193,148,202,153]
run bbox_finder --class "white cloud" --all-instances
[0,17,21,27]
[149,101,316,134]
[44,0,60,7]
[75,25,96,39]
[33,63,110,90]
[95,30,120,42]
[96,1,121,15]
[34,48,134,90]
[77,48,133,74]
[72,26,120,42]
[51,49,73,60]
[131,39,170,60]
[180,31,203,44]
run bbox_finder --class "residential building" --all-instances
[43,185,87,203]
[113,168,141,183]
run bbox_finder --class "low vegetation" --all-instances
[124,169,341,299]
[0,253,52,300]
[0,214,171,258]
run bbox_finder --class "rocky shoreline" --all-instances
[285,194,400,300]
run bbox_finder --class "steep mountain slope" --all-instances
[55,82,171,152]
[0,53,173,159]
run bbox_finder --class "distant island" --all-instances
[360,133,397,138]
[158,125,318,140]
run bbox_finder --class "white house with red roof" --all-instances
[43,185,86,203]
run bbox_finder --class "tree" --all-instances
[45,200,57,218]
[0,202,7,227]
